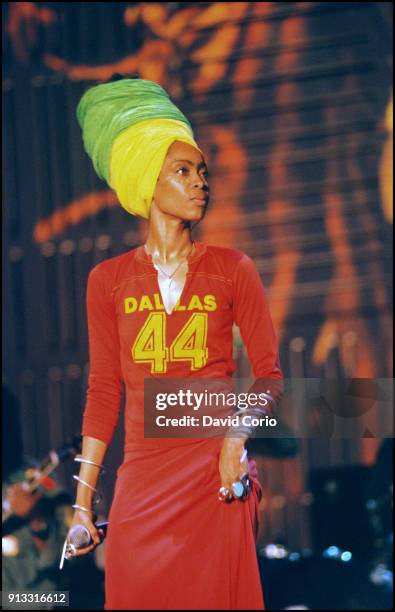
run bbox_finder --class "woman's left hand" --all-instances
[219,437,248,493]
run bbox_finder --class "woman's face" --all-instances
[152,141,209,221]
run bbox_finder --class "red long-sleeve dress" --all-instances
[82,241,282,610]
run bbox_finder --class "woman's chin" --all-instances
[174,207,207,223]
[158,203,208,222]
[189,204,208,220]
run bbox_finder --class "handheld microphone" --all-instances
[67,521,108,549]
[60,521,108,568]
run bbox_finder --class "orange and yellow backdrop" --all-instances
[2,2,393,550]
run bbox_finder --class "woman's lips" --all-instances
[191,197,208,205]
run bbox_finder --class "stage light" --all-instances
[323,546,341,559]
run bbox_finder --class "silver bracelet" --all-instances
[74,455,105,473]
[72,503,93,514]
[73,474,98,492]
[233,406,270,419]
[240,448,248,464]
[227,406,271,438]
[73,475,102,505]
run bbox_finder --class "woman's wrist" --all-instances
[72,502,94,515]
[223,436,247,448]
[75,491,94,505]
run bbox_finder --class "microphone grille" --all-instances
[68,524,91,548]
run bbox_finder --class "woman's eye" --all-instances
[176,166,209,179]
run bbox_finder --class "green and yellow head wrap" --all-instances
[76,79,201,218]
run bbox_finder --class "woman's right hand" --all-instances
[66,509,104,557]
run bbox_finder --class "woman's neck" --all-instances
[145,206,194,263]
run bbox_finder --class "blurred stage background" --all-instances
[2,2,393,609]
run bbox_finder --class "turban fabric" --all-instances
[76,79,201,218]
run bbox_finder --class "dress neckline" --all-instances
[135,241,207,315]
[136,240,207,266]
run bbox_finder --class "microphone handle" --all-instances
[96,520,109,538]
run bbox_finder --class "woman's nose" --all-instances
[193,174,208,189]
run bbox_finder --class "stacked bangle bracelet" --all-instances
[72,503,93,514]
[73,455,104,507]
[74,455,105,473]
[73,475,102,504]
[227,405,272,438]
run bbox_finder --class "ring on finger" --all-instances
[218,486,232,501]
[65,543,77,559]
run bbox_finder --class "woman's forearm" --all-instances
[74,436,108,509]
